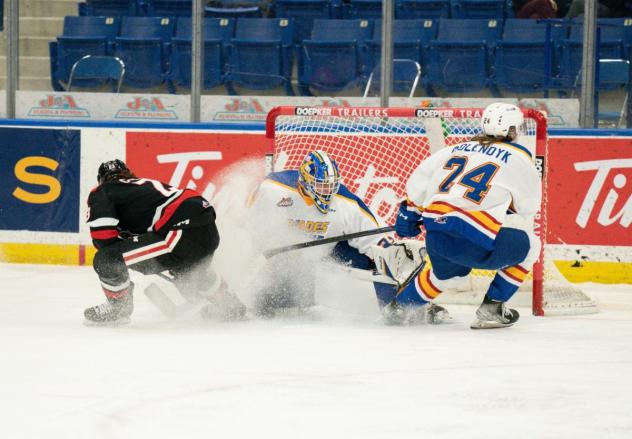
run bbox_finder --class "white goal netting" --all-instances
[266,106,597,316]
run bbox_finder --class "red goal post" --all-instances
[265,106,595,317]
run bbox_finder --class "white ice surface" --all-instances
[1,263,632,439]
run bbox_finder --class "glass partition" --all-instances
[1,0,630,127]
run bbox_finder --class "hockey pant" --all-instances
[396,227,540,306]
[92,222,220,301]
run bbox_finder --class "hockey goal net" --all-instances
[265,106,597,316]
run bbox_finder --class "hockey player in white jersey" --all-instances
[247,150,448,322]
[391,103,542,329]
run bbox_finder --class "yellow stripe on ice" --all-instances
[1,241,631,284]
[0,243,96,266]
[554,260,632,284]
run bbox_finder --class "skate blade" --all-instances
[83,317,131,327]
[470,319,514,330]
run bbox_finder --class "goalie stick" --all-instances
[263,226,394,258]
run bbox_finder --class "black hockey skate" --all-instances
[199,283,247,321]
[382,301,451,326]
[470,298,519,329]
[84,285,134,326]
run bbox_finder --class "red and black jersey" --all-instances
[87,177,213,249]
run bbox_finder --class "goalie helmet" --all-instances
[481,103,525,142]
[97,159,130,184]
[298,151,341,214]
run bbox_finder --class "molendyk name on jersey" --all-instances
[451,143,512,163]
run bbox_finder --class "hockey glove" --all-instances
[394,200,423,238]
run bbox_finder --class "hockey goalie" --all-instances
[245,149,450,324]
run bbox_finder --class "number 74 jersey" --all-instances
[405,140,542,250]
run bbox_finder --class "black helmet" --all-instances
[97,159,129,184]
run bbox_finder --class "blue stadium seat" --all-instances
[494,19,568,92]
[556,19,631,90]
[343,0,383,19]
[68,55,125,92]
[169,17,235,90]
[451,0,505,19]
[365,19,437,92]
[49,16,120,91]
[114,16,175,88]
[207,0,272,15]
[205,6,263,18]
[84,0,138,16]
[395,0,450,19]
[146,0,192,17]
[274,0,334,43]
[78,2,88,16]
[426,18,502,92]
[226,18,295,94]
[298,18,373,93]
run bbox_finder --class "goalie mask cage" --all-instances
[265,106,597,316]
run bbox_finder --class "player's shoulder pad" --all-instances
[504,141,533,161]
[336,184,378,222]
[264,169,300,189]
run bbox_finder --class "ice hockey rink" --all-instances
[1,262,631,439]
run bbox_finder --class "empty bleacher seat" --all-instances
[298,18,373,93]
[343,0,383,19]
[84,0,138,16]
[395,0,450,19]
[556,19,632,90]
[205,6,263,18]
[114,16,175,88]
[226,18,295,94]
[49,16,120,91]
[274,0,335,43]
[426,18,502,92]
[365,19,437,92]
[494,18,568,92]
[169,17,235,90]
[68,55,125,92]
[451,0,505,20]
[146,0,193,17]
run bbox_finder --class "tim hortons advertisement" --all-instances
[125,132,270,209]
[547,137,632,246]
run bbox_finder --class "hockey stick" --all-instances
[395,254,427,295]
[143,272,203,319]
[263,226,394,259]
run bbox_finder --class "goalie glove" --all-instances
[369,240,426,285]
[394,200,423,238]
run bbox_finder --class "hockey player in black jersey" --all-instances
[84,159,246,325]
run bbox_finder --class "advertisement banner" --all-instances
[547,137,632,246]
[14,91,580,127]
[16,91,190,121]
[0,127,81,232]
[200,96,579,128]
[125,131,269,209]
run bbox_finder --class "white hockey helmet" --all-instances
[481,103,525,141]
